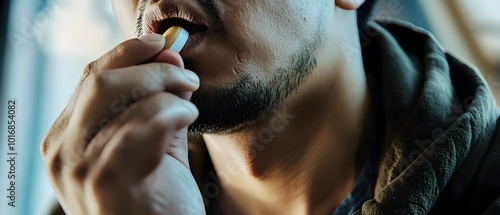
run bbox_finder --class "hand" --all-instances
[40,34,205,215]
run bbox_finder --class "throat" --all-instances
[202,104,371,214]
[202,54,373,214]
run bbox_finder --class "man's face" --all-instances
[112,0,330,134]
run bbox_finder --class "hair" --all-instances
[357,0,378,28]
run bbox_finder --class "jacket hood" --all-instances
[358,21,500,214]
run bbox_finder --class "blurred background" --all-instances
[0,0,499,214]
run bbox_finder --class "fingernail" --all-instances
[138,34,164,42]
[184,70,199,84]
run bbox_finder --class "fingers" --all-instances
[83,92,196,165]
[90,93,198,182]
[72,63,199,137]
[150,49,185,68]
[38,34,202,215]
[41,34,198,176]
[89,34,166,72]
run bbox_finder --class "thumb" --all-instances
[167,127,191,169]
[166,91,195,168]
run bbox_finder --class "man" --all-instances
[41,0,500,214]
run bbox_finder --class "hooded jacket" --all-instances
[353,21,500,214]
[48,21,500,215]
[199,20,500,215]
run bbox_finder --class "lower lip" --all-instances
[180,31,206,55]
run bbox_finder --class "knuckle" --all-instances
[143,63,184,92]
[82,60,101,82]
[84,60,97,74]
[86,71,112,92]
[157,62,177,71]
[137,93,177,120]
[40,113,70,156]
[137,99,161,120]
[87,165,118,191]
[149,114,174,134]
[45,149,64,176]
[152,63,177,79]
[68,161,89,183]
[44,135,88,176]
[121,127,141,141]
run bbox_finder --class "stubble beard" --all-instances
[188,32,324,135]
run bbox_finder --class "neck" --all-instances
[203,9,370,215]
[203,54,370,215]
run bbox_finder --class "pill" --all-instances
[163,26,189,53]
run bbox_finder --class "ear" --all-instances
[335,0,366,10]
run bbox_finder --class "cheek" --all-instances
[220,1,320,73]
[112,0,139,38]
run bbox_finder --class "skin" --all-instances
[40,0,371,214]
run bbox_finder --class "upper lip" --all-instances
[144,2,208,35]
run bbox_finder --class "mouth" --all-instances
[155,17,208,54]
[144,2,209,54]
[158,18,208,36]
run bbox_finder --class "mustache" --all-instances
[136,0,225,37]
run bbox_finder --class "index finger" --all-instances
[89,34,166,72]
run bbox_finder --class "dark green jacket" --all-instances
[356,21,500,214]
